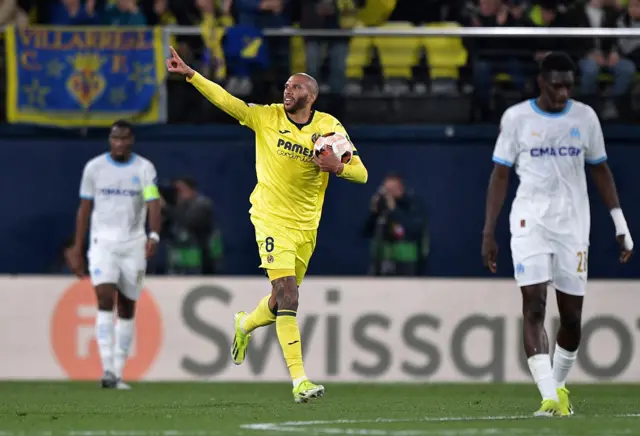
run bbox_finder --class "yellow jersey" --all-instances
[187,73,368,230]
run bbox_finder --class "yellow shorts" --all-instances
[251,216,317,286]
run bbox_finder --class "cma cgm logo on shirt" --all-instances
[98,188,142,197]
[530,146,582,158]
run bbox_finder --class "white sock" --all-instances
[553,343,578,389]
[114,318,135,379]
[292,376,308,388]
[95,310,115,375]
[527,354,558,402]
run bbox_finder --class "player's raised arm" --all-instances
[585,109,633,263]
[482,111,518,273]
[166,46,257,129]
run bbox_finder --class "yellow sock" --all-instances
[276,310,307,381]
[242,294,276,333]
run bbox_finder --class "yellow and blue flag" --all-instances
[4,26,168,127]
[222,25,269,77]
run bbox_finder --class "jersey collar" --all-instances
[529,98,573,118]
[106,152,137,167]
[285,109,315,131]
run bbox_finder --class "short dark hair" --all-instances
[112,119,134,135]
[174,177,197,190]
[385,172,404,183]
[539,52,576,75]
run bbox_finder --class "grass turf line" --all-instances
[1,383,639,435]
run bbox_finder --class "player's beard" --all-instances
[285,95,308,114]
[110,144,132,161]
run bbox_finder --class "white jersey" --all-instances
[80,153,158,242]
[492,99,607,246]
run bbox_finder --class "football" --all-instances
[313,132,353,164]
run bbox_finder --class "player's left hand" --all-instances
[146,239,159,259]
[314,152,343,174]
[616,235,633,264]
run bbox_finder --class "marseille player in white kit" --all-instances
[482,53,633,417]
[67,120,162,389]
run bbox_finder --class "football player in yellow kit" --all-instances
[166,47,368,403]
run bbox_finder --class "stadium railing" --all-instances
[166,25,640,37]
[1,26,640,125]
[160,25,640,124]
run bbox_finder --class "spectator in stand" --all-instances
[363,173,429,277]
[196,0,248,94]
[300,0,358,96]
[612,1,640,87]
[103,0,146,25]
[530,0,575,61]
[464,0,534,120]
[50,0,99,25]
[0,0,29,27]
[576,0,635,119]
[143,0,179,28]
[235,0,291,93]
[143,0,187,72]
[616,0,640,64]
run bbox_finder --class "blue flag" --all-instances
[223,25,270,77]
[4,26,168,127]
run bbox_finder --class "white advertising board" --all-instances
[0,276,638,382]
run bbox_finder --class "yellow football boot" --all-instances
[557,386,574,416]
[231,312,251,365]
[292,379,325,404]
[534,399,561,417]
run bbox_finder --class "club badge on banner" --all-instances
[0,276,638,382]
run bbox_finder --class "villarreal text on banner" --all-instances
[4,26,168,127]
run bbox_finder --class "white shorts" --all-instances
[511,233,588,296]
[88,237,147,301]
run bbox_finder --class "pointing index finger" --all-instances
[169,46,179,59]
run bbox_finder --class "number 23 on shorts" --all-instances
[577,250,588,273]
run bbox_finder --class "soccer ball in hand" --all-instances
[313,132,353,164]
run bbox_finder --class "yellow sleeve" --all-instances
[186,72,259,130]
[332,119,368,184]
[338,155,368,184]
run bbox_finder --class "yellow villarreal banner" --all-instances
[4,26,168,127]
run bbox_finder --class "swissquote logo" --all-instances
[50,279,163,380]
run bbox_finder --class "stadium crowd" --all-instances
[1,0,640,122]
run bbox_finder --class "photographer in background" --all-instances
[161,177,222,275]
[363,173,429,276]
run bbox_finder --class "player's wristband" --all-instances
[148,232,160,243]
[610,208,634,250]
[610,208,629,236]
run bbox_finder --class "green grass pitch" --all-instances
[1,382,639,435]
